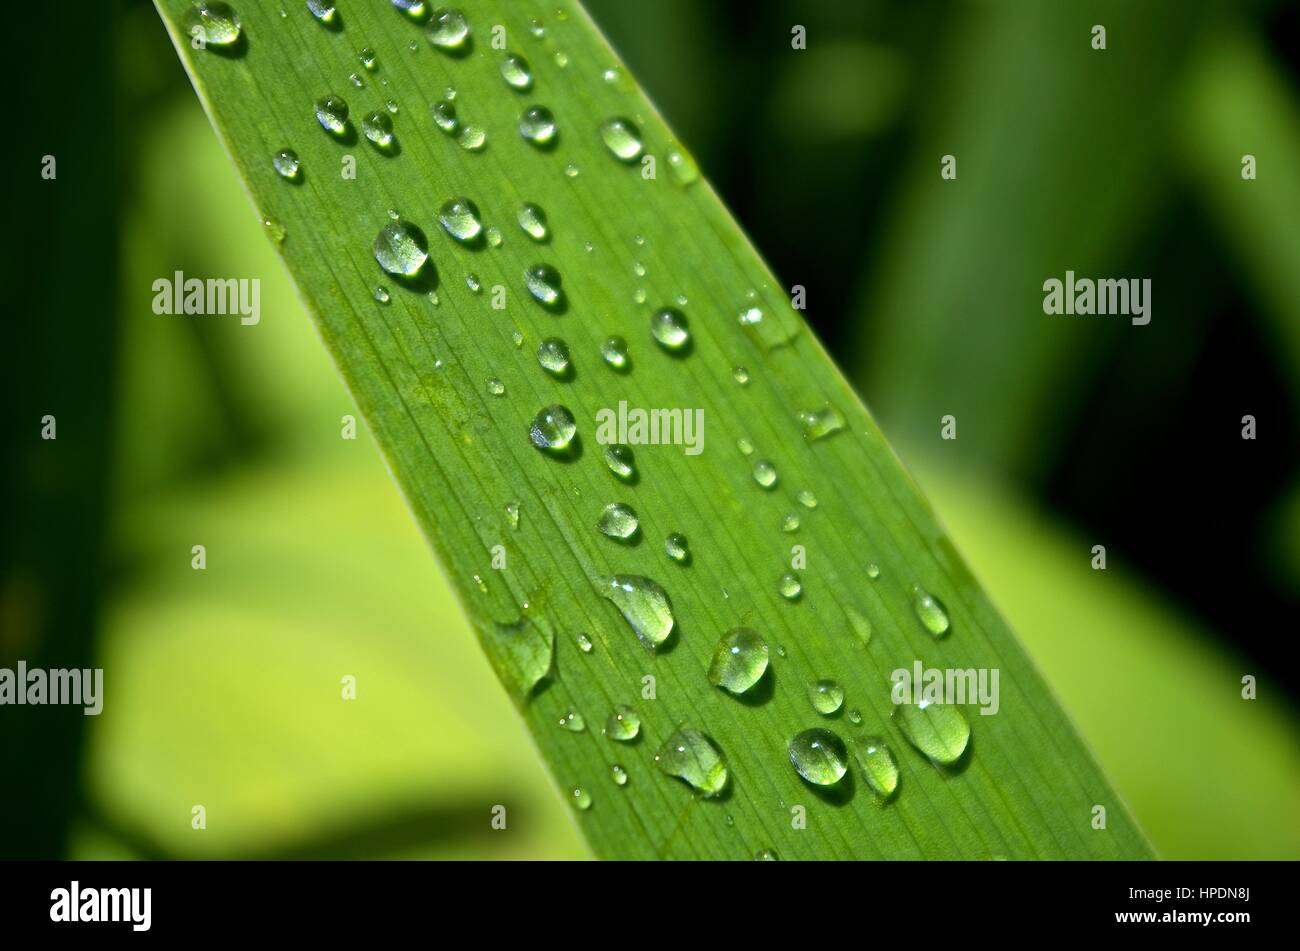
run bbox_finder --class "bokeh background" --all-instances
[3,0,1298,859]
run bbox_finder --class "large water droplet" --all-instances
[315,95,350,137]
[373,218,428,277]
[272,148,300,180]
[809,679,845,715]
[524,264,563,309]
[650,308,690,352]
[362,111,395,149]
[519,105,558,146]
[600,575,673,651]
[893,699,970,766]
[438,197,483,243]
[853,736,899,800]
[192,2,241,47]
[798,404,847,441]
[708,628,769,695]
[536,337,571,376]
[500,53,533,90]
[428,8,470,50]
[912,586,951,637]
[603,444,635,481]
[599,117,643,162]
[788,728,848,786]
[597,502,639,541]
[655,726,727,797]
[604,704,640,742]
[485,617,553,700]
[517,202,548,241]
[528,404,576,453]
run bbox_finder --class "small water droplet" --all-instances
[487,617,554,700]
[797,490,818,509]
[602,66,621,84]
[798,404,847,441]
[373,218,428,277]
[563,163,580,178]
[528,404,576,453]
[853,736,900,799]
[732,366,749,385]
[664,532,689,563]
[737,437,755,456]
[666,143,700,185]
[754,848,779,861]
[708,628,769,696]
[553,50,569,69]
[847,607,872,647]
[650,308,690,351]
[604,704,640,741]
[315,95,350,137]
[655,726,727,797]
[373,285,390,303]
[519,105,558,146]
[431,99,458,134]
[866,562,881,580]
[466,272,482,293]
[575,631,593,653]
[603,444,635,481]
[558,707,586,732]
[272,148,301,180]
[601,336,629,370]
[306,0,336,25]
[517,203,548,241]
[359,47,378,70]
[261,216,285,244]
[391,0,427,21]
[524,264,563,308]
[486,377,505,396]
[893,699,970,766]
[362,110,395,149]
[611,764,628,786]
[781,513,800,533]
[599,117,643,162]
[500,53,533,90]
[512,330,525,348]
[349,72,365,89]
[192,2,242,47]
[752,459,778,489]
[536,337,571,376]
[438,197,483,243]
[457,125,486,151]
[504,500,520,530]
[597,502,639,541]
[788,728,848,786]
[912,586,951,637]
[809,679,845,715]
[528,17,545,38]
[739,305,764,326]
[486,226,502,247]
[847,708,863,725]
[428,7,470,50]
[600,575,673,651]
[779,571,802,601]
[570,786,591,810]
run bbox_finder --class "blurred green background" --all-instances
[3,0,1298,859]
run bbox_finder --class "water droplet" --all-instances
[600,575,673,651]
[602,66,622,84]
[349,72,365,89]
[431,99,458,134]
[519,105,558,146]
[528,404,576,453]
[558,708,585,732]
[737,438,754,456]
[732,366,749,385]
[306,0,336,25]
[603,444,635,481]
[632,261,646,278]
[438,197,483,243]
[486,377,505,396]
[853,736,900,799]
[708,628,769,695]
[570,786,591,810]
[486,617,553,700]
[457,124,486,151]
[373,285,390,303]
[512,330,525,348]
[788,728,848,786]
[912,586,951,637]
[866,562,881,580]
[655,726,727,797]
[536,337,571,376]
[486,227,502,248]
[500,53,533,90]
[752,459,778,489]
[847,607,872,647]
[739,305,764,326]
[575,631,593,653]
[893,699,970,766]
[778,571,802,601]
[504,500,520,530]
[611,764,628,786]
[391,0,427,20]
[754,848,779,861]
[553,50,569,69]
[599,117,643,162]
[428,7,470,50]
[359,47,377,70]
[466,273,481,293]
[650,308,690,351]
[373,218,428,277]
[528,17,545,38]
[809,679,845,715]
[604,704,640,741]
[664,532,689,563]
[192,2,241,47]
[524,264,563,309]
[781,513,800,533]
[601,336,629,370]
[847,708,863,725]
[563,163,580,178]
[666,143,700,185]
[261,216,285,243]
[362,110,395,149]
[517,203,548,241]
[315,95,350,137]
[798,404,847,441]
[272,148,301,180]
[797,490,818,509]
[597,502,639,541]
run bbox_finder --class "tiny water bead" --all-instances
[600,575,673,651]
[306,0,336,25]
[486,377,505,396]
[789,729,848,786]
[600,336,629,370]
[431,99,458,133]
[732,366,750,385]
[520,106,558,146]
[912,586,951,638]
[667,144,701,185]
[558,708,585,732]
[457,125,486,151]
[524,264,563,308]
[778,572,802,601]
[517,203,548,241]
[650,308,690,351]
[809,679,845,715]
[847,607,873,647]
[754,849,779,861]
[428,7,470,50]
[466,273,482,293]
[574,632,593,653]
[272,148,300,180]
[315,95,350,136]
[866,562,881,580]
[528,404,577,453]
[597,503,639,541]
[571,787,592,811]
[362,111,395,148]
[752,459,778,489]
[655,727,728,797]
[438,197,483,243]
[261,216,285,244]
[664,532,689,563]
[611,764,628,786]
[373,219,428,277]
[391,0,427,20]
[798,404,847,441]
[797,489,818,509]
[603,444,636,481]
[486,227,502,247]
[504,500,519,530]
[500,53,533,90]
[737,437,755,456]
[385,98,400,115]
[193,2,241,46]
[847,709,863,725]
[604,704,641,741]
[599,117,643,162]
[853,736,900,800]
[373,286,390,303]
[893,699,970,766]
[359,47,377,70]
[708,628,770,696]
[781,513,800,533]
[536,337,571,376]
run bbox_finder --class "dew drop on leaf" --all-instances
[664,532,689,563]
[789,728,848,786]
[272,148,300,180]
[604,704,640,742]
[912,586,951,637]
[500,53,533,90]
[192,2,241,47]
[438,197,483,243]
[752,459,778,489]
[361,111,395,149]
[597,503,639,541]
[650,308,690,351]
[708,628,769,696]
[655,726,728,797]
[428,7,470,50]
[519,105,558,146]
[601,336,629,370]
[603,444,635,481]
[853,736,900,799]
[779,571,802,601]
[558,708,585,732]
[372,218,428,277]
[600,575,673,651]
[306,0,336,25]
[524,264,563,308]
[315,95,349,137]
[599,117,643,162]
[809,679,845,715]
[893,699,970,766]
[536,337,571,376]
[528,404,576,453]
[517,202,548,241]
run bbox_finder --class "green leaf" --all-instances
[155,0,1151,859]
